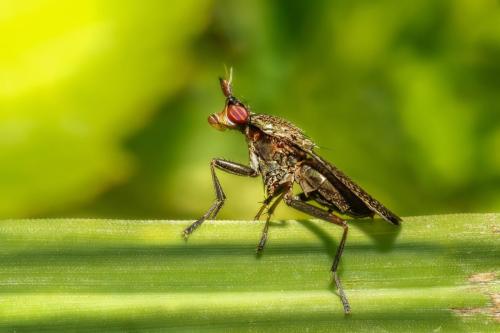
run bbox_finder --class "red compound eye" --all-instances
[227,104,249,124]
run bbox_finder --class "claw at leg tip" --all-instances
[256,245,265,254]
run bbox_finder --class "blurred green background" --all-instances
[1,0,499,220]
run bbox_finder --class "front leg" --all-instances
[183,158,258,239]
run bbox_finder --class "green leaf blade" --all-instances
[0,214,498,331]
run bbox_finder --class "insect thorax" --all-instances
[246,125,305,196]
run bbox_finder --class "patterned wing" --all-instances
[309,152,402,225]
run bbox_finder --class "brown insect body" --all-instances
[247,113,400,223]
[183,72,402,314]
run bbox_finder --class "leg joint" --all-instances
[283,193,294,205]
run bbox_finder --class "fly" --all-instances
[183,69,402,314]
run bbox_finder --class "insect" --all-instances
[183,69,401,314]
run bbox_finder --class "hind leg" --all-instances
[283,193,351,314]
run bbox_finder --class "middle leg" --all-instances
[256,192,285,253]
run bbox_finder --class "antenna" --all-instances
[224,65,233,85]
